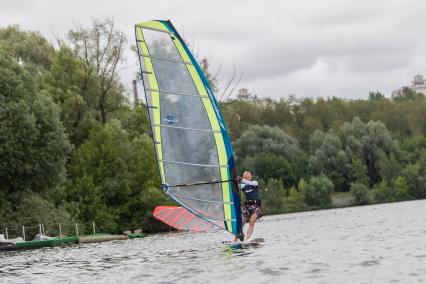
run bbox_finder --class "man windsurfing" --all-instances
[235,171,261,241]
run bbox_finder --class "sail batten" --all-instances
[135,24,174,34]
[135,20,242,237]
[169,193,234,205]
[144,88,209,98]
[151,124,221,133]
[139,54,193,65]
[159,160,226,168]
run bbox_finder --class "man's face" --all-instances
[243,172,252,181]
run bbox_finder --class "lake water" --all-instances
[1,200,426,283]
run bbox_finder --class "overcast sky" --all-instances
[1,0,425,100]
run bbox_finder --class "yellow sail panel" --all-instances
[136,21,171,33]
[135,27,165,183]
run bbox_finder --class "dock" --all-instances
[0,233,146,251]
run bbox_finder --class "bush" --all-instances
[304,174,334,206]
[393,176,410,200]
[401,163,426,198]
[284,187,308,212]
[262,178,286,214]
[260,179,309,215]
[372,178,409,203]
[8,192,75,228]
[351,182,369,205]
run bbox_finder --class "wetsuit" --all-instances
[240,179,261,219]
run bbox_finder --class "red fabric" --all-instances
[153,206,212,232]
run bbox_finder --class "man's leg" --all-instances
[245,213,258,240]
[242,214,247,228]
[234,215,247,242]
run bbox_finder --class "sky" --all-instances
[1,0,426,100]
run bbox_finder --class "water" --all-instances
[1,200,426,283]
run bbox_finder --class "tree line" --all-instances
[223,89,426,213]
[1,19,426,233]
[0,20,169,233]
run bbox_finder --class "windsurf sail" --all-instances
[135,20,242,238]
[153,206,214,232]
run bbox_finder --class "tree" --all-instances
[235,125,304,187]
[0,25,54,74]
[239,153,296,187]
[392,87,424,102]
[261,178,286,214]
[308,130,352,191]
[309,130,326,153]
[236,125,302,161]
[341,117,399,186]
[41,46,98,145]
[68,18,127,124]
[67,121,168,233]
[10,193,75,228]
[351,182,369,205]
[304,175,334,206]
[393,176,409,200]
[369,91,385,100]
[401,160,426,199]
[372,178,409,203]
[379,154,401,185]
[200,58,219,93]
[400,135,426,164]
[351,158,369,185]
[0,51,71,197]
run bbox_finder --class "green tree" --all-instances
[304,175,334,206]
[350,182,369,205]
[308,131,352,191]
[239,153,296,187]
[67,121,168,233]
[68,18,127,124]
[379,154,401,185]
[392,87,424,102]
[400,135,426,164]
[11,193,75,228]
[261,178,286,214]
[236,125,304,186]
[0,51,71,197]
[236,125,302,162]
[369,91,385,100]
[401,160,426,198]
[341,117,399,186]
[394,176,409,200]
[0,25,54,74]
[41,46,98,145]
[351,158,369,185]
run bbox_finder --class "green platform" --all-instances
[15,236,79,250]
[127,233,146,239]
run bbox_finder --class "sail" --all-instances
[153,206,214,232]
[135,20,242,236]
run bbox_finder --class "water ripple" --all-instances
[1,200,426,283]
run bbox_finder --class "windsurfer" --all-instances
[236,171,261,241]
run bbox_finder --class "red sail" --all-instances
[153,206,213,232]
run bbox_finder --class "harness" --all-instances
[245,199,261,206]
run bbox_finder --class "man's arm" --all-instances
[241,179,258,186]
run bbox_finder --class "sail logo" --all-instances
[163,115,178,125]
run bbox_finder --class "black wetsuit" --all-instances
[241,179,261,218]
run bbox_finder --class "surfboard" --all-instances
[223,237,265,247]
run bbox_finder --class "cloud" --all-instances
[1,0,425,99]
